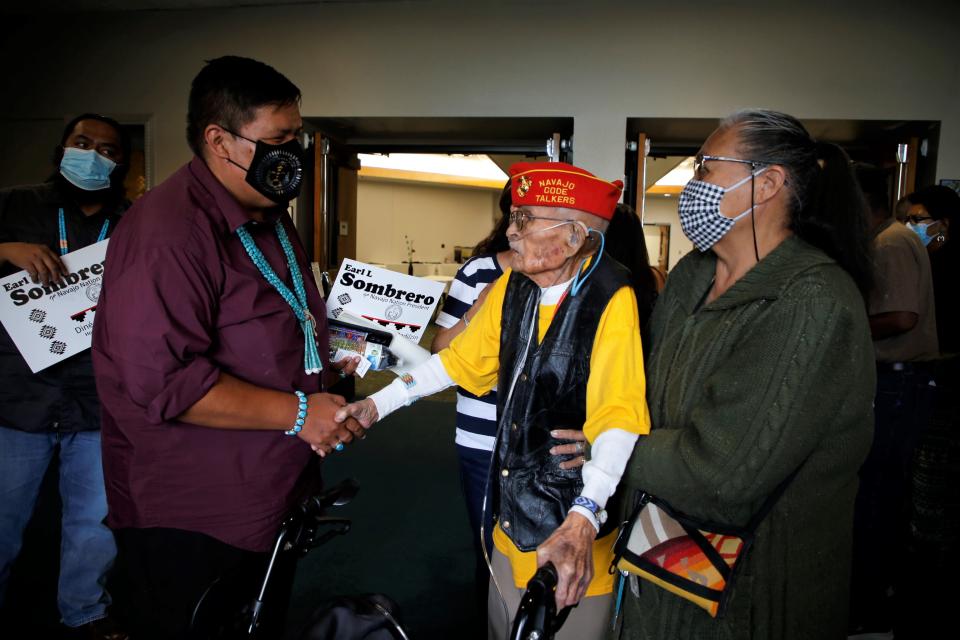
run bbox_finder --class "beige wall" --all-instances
[644,196,695,270]
[1,1,958,191]
[356,179,499,265]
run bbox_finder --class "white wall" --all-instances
[356,180,498,265]
[1,1,958,191]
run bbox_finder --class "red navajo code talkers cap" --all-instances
[509,161,623,220]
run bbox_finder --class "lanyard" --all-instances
[236,220,323,375]
[58,208,109,257]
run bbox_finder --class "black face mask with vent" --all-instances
[223,127,305,204]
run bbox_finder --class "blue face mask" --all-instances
[906,220,944,247]
[59,147,116,191]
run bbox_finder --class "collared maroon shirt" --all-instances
[92,157,329,552]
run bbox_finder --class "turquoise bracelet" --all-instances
[285,390,308,436]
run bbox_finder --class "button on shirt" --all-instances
[92,157,330,552]
[0,181,125,433]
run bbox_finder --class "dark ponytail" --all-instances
[721,110,873,298]
[799,141,874,296]
[605,204,659,355]
[473,180,512,255]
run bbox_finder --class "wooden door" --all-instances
[632,133,648,221]
[313,133,359,271]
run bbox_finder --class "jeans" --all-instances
[0,427,115,627]
[458,443,496,627]
[850,366,937,631]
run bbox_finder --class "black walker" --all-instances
[189,477,408,640]
[509,563,573,640]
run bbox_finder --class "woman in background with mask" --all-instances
[614,109,875,640]
[906,185,959,355]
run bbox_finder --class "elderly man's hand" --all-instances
[536,511,596,608]
[334,398,379,430]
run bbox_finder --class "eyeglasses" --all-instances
[906,215,935,225]
[508,209,574,232]
[694,154,766,177]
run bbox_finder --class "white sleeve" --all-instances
[368,353,454,421]
[579,428,640,508]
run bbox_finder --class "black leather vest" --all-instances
[494,255,630,551]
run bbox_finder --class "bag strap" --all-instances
[609,491,651,573]
[743,457,808,532]
[610,456,809,574]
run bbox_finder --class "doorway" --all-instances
[296,117,573,271]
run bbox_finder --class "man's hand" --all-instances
[299,392,362,457]
[334,398,379,429]
[550,429,588,470]
[536,511,596,608]
[0,242,67,285]
[325,354,362,388]
[333,354,362,376]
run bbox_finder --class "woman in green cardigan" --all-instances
[615,110,875,640]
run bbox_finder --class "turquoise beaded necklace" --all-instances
[58,208,109,256]
[236,220,323,375]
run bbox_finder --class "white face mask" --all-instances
[677,169,766,251]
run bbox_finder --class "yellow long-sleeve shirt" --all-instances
[439,268,650,595]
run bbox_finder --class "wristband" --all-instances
[569,505,600,532]
[571,495,607,528]
[285,390,308,436]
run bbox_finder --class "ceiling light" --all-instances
[358,153,508,182]
[653,156,695,187]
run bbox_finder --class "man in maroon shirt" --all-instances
[92,56,361,639]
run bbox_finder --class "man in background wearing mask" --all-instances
[91,56,362,639]
[907,185,959,355]
[848,165,938,637]
[0,114,129,639]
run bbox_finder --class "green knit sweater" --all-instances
[615,236,874,640]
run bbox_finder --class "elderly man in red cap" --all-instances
[336,162,650,638]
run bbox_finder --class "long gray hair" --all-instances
[719,109,873,298]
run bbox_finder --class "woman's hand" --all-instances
[550,429,588,470]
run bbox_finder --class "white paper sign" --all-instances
[326,259,445,345]
[0,240,108,373]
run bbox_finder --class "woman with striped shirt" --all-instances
[431,189,512,623]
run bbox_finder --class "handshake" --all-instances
[294,352,383,457]
[294,392,380,457]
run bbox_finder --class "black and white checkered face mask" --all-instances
[678,169,766,251]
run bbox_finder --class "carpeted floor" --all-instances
[283,394,480,639]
